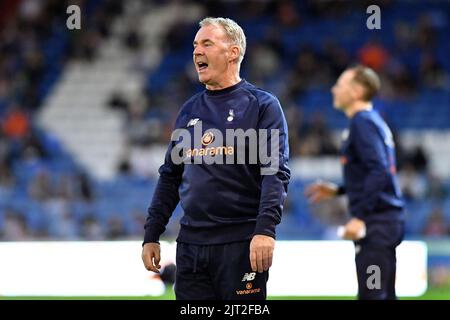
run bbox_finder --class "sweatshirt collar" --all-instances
[206,79,246,96]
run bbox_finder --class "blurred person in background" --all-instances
[141,17,290,300]
[305,65,405,300]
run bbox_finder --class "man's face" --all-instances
[193,24,233,86]
[331,70,357,111]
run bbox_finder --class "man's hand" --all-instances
[304,180,339,203]
[341,218,366,241]
[142,242,161,273]
[250,235,275,273]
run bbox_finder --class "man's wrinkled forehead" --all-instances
[193,24,228,45]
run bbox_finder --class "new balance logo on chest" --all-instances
[187,118,200,127]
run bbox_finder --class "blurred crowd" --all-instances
[0,0,143,240]
[1,0,450,240]
[113,0,449,162]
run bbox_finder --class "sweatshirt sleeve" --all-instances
[350,117,390,218]
[253,93,291,239]
[143,117,185,245]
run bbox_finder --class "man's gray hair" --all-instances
[199,17,246,65]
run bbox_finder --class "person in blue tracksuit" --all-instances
[141,17,290,300]
[305,65,405,300]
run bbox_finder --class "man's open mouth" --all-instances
[197,62,208,71]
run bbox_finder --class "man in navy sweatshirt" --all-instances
[141,17,290,300]
[305,65,405,300]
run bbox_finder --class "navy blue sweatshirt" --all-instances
[143,80,290,245]
[339,109,404,222]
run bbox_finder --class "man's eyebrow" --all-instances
[193,39,214,46]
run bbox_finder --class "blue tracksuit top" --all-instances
[143,79,291,245]
[340,109,405,222]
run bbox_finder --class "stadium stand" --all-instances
[0,0,449,247]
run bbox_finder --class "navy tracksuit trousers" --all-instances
[174,240,269,300]
[354,220,404,300]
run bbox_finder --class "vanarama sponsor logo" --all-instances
[185,131,234,157]
[236,287,261,295]
[170,121,280,175]
[186,146,234,157]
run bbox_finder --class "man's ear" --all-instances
[352,83,366,101]
[229,45,240,63]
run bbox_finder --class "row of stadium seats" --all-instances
[2,159,450,240]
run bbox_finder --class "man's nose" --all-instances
[193,46,203,56]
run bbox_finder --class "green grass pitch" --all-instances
[1,286,449,300]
